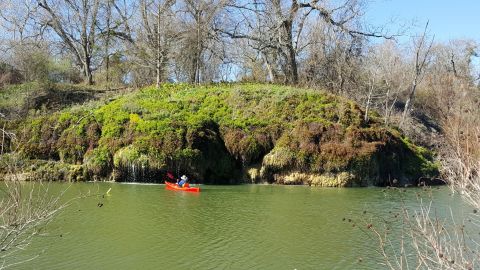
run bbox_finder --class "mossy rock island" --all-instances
[3,83,438,186]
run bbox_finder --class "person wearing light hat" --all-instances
[177,175,188,188]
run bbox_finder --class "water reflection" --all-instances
[10,183,470,269]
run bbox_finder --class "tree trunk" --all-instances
[195,14,201,84]
[283,20,298,84]
[401,79,417,125]
[84,59,93,85]
[190,55,198,84]
[364,79,375,122]
[156,64,161,88]
[156,51,163,88]
[156,6,162,88]
[262,53,275,82]
[105,0,112,89]
[105,53,110,88]
[85,70,93,85]
[286,44,298,84]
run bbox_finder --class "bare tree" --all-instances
[224,0,393,85]
[379,44,408,126]
[139,0,177,87]
[37,0,104,85]
[400,22,434,126]
[439,80,480,208]
[363,63,378,123]
[102,0,114,88]
[111,0,178,87]
[0,0,51,82]
[0,0,42,44]
[362,41,408,125]
[361,195,479,270]
[298,19,362,94]
[177,0,228,84]
[354,41,480,270]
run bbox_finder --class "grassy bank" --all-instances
[3,83,438,185]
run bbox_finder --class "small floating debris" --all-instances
[102,188,112,198]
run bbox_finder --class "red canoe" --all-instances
[165,181,200,193]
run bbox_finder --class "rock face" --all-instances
[8,83,439,186]
[244,122,438,187]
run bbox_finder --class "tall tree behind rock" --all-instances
[37,0,105,85]
[137,0,178,87]
[400,22,434,127]
[175,0,228,84]
[224,0,391,85]
[300,19,365,93]
[0,0,50,82]
[416,40,478,123]
[361,41,409,125]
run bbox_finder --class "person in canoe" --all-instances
[177,175,189,188]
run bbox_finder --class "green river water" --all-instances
[8,183,471,269]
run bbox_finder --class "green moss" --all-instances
[12,83,439,184]
[263,147,295,170]
[400,136,438,177]
[113,144,166,170]
[83,147,111,176]
[274,171,354,187]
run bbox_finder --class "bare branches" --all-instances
[0,0,41,42]
[220,0,397,85]
[439,87,480,209]
[299,0,396,40]
[354,37,480,270]
[401,21,435,127]
[0,0,405,86]
[355,189,479,270]
[37,0,104,85]
[0,181,70,269]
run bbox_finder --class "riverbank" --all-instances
[1,83,438,186]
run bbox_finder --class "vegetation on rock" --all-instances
[4,83,438,186]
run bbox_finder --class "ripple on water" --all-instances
[11,184,469,270]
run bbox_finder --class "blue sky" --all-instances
[364,0,480,42]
